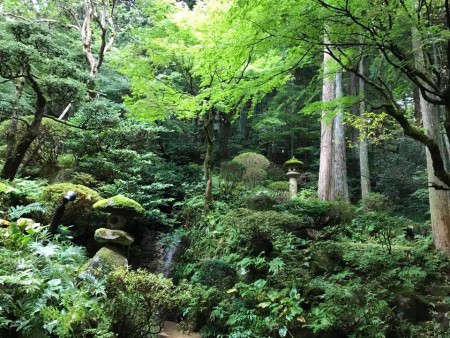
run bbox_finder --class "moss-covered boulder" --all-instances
[93,195,145,217]
[94,228,134,246]
[81,245,128,279]
[41,183,102,227]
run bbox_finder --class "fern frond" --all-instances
[7,203,48,220]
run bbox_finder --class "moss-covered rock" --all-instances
[81,245,128,279]
[94,228,134,246]
[93,195,145,217]
[40,183,102,227]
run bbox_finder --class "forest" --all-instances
[1,0,450,337]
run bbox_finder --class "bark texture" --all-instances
[318,47,335,201]
[413,27,450,252]
[331,68,349,201]
[358,59,371,198]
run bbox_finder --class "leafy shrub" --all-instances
[0,226,111,337]
[241,192,278,211]
[232,152,270,187]
[218,161,245,197]
[267,181,289,192]
[192,259,236,290]
[267,181,291,202]
[224,208,308,243]
[275,198,355,228]
[106,268,177,338]
[359,192,392,213]
[70,172,100,189]
[203,279,304,338]
[0,178,47,208]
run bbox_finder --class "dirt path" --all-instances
[156,321,201,338]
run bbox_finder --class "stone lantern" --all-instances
[284,157,303,197]
[82,195,145,278]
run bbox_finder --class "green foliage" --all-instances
[0,227,111,337]
[359,192,392,213]
[240,192,278,211]
[191,259,236,290]
[0,178,47,211]
[7,202,48,220]
[350,212,412,254]
[232,152,270,187]
[268,181,289,192]
[69,172,100,188]
[218,161,245,198]
[276,197,356,229]
[224,208,306,240]
[106,268,178,338]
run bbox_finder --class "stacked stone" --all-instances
[82,195,145,278]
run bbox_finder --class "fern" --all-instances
[7,202,48,220]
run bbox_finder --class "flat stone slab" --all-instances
[94,228,134,246]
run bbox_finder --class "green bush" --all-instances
[275,198,355,228]
[192,259,236,290]
[106,268,178,338]
[0,226,112,337]
[70,172,100,189]
[350,212,413,254]
[0,178,47,208]
[241,192,278,211]
[232,152,270,187]
[267,181,289,192]
[224,208,308,240]
[218,161,245,197]
[359,192,392,213]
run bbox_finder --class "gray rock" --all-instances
[80,245,128,279]
[94,228,134,246]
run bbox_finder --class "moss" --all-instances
[81,245,128,279]
[41,183,102,225]
[283,157,304,167]
[93,195,145,217]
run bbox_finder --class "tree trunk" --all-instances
[0,79,46,180]
[3,78,25,179]
[331,68,349,201]
[318,44,335,201]
[413,27,450,252]
[358,59,371,198]
[203,112,214,207]
[421,96,450,251]
[218,113,232,161]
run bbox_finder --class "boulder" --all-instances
[81,245,128,279]
[95,228,134,246]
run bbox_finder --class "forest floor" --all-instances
[157,321,201,338]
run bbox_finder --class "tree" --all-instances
[0,0,139,179]
[318,46,349,201]
[358,58,371,198]
[306,0,450,251]
[0,20,85,180]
